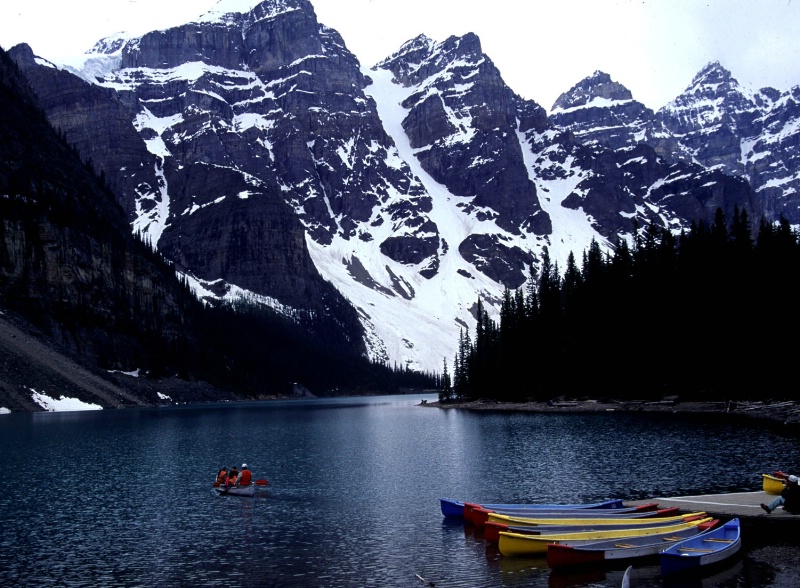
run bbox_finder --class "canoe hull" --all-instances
[487,509,697,528]
[469,503,663,528]
[440,498,465,518]
[214,485,256,497]
[763,473,785,495]
[499,518,712,556]
[475,503,657,519]
[439,497,624,519]
[486,515,702,545]
[660,518,741,576]
[546,520,719,568]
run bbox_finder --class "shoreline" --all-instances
[422,398,800,429]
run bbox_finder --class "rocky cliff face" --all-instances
[7,45,159,222]
[7,0,797,373]
[652,62,762,173]
[10,2,369,352]
[0,45,238,410]
[550,71,654,150]
[552,62,800,227]
[746,85,800,219]
[378,34,551,237]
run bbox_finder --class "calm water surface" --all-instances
[1,394,798,587]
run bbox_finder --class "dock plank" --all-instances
[628,491,799,542]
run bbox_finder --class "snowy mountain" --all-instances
[7,0,797,375]
[554,62,800,227]
[550,70,654,149]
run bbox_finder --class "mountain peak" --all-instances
[378,32,485,71]
[88,32,134,56]
[552,70,633,111]
[667,60,755,111]
[394,34,436,57]
[196,0,311,24]
[447,31,483,55]
[11,0,800,381]
[689,61,735,88]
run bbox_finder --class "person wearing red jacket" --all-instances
[237,464,252,486]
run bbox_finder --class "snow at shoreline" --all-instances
[29,389,103,412]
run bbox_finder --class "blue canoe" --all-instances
[439,497,625,518]
[660,518,741,576]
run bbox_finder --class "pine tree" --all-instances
[439,357,452,402]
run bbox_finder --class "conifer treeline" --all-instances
[440,208,800,403]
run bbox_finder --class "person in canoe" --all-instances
[762,474,800,514]
[236,464,252,486]
[215,467,228,486]
[227,466,239,487]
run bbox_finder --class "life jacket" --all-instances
[227,470,238,486]
[216,470,227,484]
[239,469,252,486]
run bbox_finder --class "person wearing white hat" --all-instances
[236,463,252,487]
[761,474,800,514]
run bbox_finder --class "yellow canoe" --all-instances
[763,473,785,495]
[487,510,707,527]
[498,517,714,557]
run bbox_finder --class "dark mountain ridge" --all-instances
[0,46,217,409]
[0,45,424,412]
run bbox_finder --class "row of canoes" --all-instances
[440,497,742,576]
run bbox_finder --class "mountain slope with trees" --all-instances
[0,46,434,412]
[443,209,800,403]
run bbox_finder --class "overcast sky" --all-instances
[1,0,799,111]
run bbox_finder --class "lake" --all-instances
[1,394,798,587]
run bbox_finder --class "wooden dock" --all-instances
[629,491,798,542]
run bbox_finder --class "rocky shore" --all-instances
[0,311,240,412]
[423,397,800,430]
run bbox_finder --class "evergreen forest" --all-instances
[440,209,800,403]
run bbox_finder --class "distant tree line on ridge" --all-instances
[439,208,800,403]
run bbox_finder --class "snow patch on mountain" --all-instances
[517,130,606,264]
[551,96,635,115]
[132,159,171,246]
[29,389,102,412]
[303,65,530,371]
[197,0,291,24]
[182,272,295,315]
